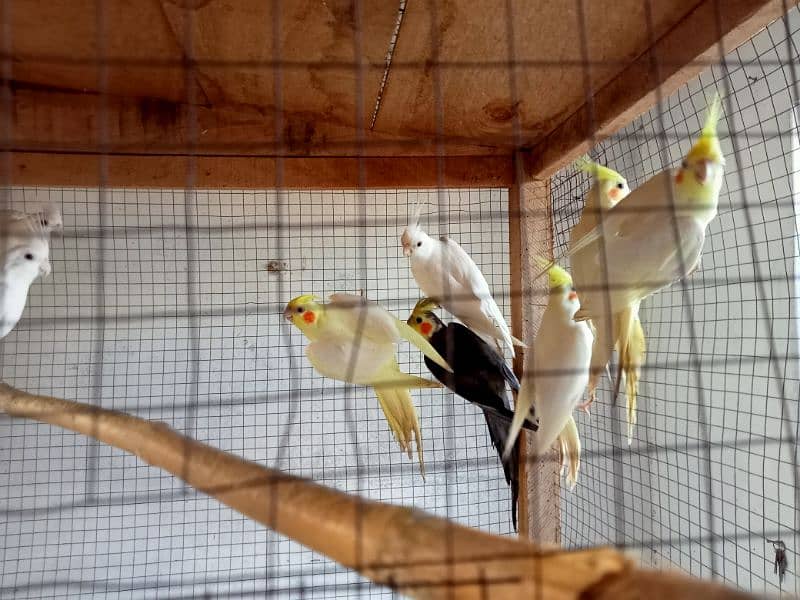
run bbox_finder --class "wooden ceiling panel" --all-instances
[371,0,703,151]
[158,0,398,147]
[2,0,791,168]
[5,0,189,102]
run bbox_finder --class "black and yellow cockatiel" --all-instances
[407,298,538,530]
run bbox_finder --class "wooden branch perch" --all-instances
[0,383,751,599]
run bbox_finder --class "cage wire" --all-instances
[550,9,800,597]
[1,1,800,600]
[0,187,514,598]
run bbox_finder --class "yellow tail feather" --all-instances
[558,414,581,490]
[619,310,646,445]
[374,387,425,478]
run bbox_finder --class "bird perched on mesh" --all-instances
[503,263,593,489]
[407,298,539,530]
[400,200,524,358]
[0,206,61,339]
[568,95,724,443]
[284,293,452,477]
[569,156,646,444]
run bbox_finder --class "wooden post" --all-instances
[0,384,753,599]
[509,153,561,544]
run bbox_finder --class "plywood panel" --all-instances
[371,0,701,150]
[7,152,514,188]
[1,0,792,168]
[4,0,190,102]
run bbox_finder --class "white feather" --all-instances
[503,288,592,459]
[403,227,516,357]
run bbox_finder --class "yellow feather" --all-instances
[574,154,627,183]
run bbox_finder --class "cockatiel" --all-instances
[407,298,539,530]
[568,95,724,442]
[401,202,523,358]
[503,263,593,489]
[569,157,646,444]
[284,293,452,477]
[0,207,59,339]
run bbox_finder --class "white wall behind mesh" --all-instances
[0,188,514,598]
[550,10,799,597]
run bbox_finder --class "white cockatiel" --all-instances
[569,94,724,320]
[502,263,592,489]
[284,293,452,477]
[569,156,646,444]
[401,202,522,358]
[0,206,60,339]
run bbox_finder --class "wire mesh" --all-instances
[0,1,799,599]
[0,188,515,598]
[550,9,800,597]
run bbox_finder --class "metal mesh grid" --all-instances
[550,9,800,596]
[0,187,515,598]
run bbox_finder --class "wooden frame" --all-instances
[1,0,796,594]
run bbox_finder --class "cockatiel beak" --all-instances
[282,306,294,322]
[401,230,412,256]
[693,159,713,184]
[39,260,51,277]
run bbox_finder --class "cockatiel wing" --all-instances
[305,337,392,385]
[568,171,676,257]
[328,293,452,372]
[575,214,705,318]
[441,238,517,353]
[327,293,399,344]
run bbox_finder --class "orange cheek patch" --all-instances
[420,322,432,335]
[675,171,684,184]
[609,188,620,200]
[568,291,578,301]
[303,311,316,324]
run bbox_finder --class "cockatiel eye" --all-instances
[24,253,34,261]
[297,307,304,313]
[617,183,625,189]
[416,241,422,247]
[415,317,422,324]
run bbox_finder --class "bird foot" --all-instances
[576,393,595,415]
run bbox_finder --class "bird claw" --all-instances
[576,393,595,415]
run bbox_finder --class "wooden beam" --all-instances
[7,153,513,189]
[509,153,561,544]
[527,0,792,179]
[0,383,753,599]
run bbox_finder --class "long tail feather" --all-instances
[620,310,646,445]
[502,385,534,460]
[373,387,425,478]
[587,315,616,401]
[396,320,453,372]
[500,361,521,393]
[557,415,581,490]
[483,410,519,531]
